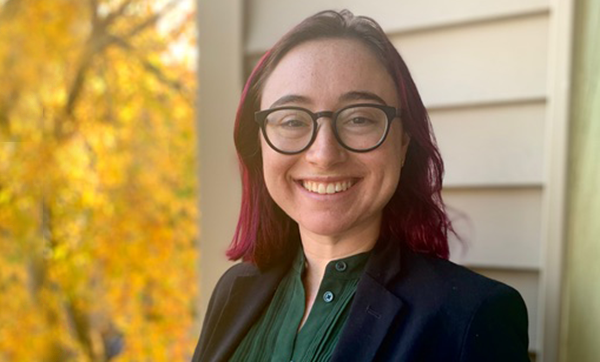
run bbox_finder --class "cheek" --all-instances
[260,139,295,195]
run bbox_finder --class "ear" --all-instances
[401,131,411,149]
[402,130,410,152]
[401,132,411,166]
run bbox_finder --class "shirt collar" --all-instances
[292,246,371,280]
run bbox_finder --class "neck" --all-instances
[299,218,380,284]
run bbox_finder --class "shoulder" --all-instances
[458,276,529,361]
[208,262,260,302]
[218,262,259,284]
[410,255,529,360]
[394,249,524,311]
[192,262,260,361]
[381,249,529,360]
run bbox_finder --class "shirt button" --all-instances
[335,261,347,272]
[323,291,334,303]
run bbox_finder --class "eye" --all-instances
[338,106,386,130]
[341,114,379,128]
[280,118,310,128]
[346,116,375,126]
[265,109,312,130]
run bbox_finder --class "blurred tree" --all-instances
[0,0,198,360]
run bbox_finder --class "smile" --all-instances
[301,180,356,195]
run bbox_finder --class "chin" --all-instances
[296,218,355,238]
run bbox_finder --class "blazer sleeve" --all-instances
[459,283,530,362]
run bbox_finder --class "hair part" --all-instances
[227,10,452,269]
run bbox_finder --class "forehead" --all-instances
[260,38,398,109]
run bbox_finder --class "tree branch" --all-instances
[123,0,182,39]
[89,0,98,27]
[64,48,94,118]
[110,36,187,94]
[59,0,186,139]
[102,0,134,27]
[0,89,18,138]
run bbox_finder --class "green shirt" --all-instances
[230,249,370,362]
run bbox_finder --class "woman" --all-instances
[192,10,529,362]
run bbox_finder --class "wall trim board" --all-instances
[537,0,574,360]
[196,0,243,333]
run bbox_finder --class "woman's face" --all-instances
[259,38,409,240]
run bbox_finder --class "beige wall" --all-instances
[560,0,600,360]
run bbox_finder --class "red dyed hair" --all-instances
[227,10,452,269]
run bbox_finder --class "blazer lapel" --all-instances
[202,263,288,362]
[331,237,406,361]
[331,274,404,361]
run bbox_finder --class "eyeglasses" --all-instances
[255,103,400,155]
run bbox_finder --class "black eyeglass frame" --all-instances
[254,103,401,155]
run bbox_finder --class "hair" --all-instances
[227,10,452,269]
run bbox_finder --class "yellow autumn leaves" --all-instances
[0,0,199,360]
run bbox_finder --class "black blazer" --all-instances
[192,238,529,362]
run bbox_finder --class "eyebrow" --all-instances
[270,95,311,108]
[268,90,388,109]
[339,91,387,105]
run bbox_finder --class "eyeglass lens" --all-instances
[263,106,388,153]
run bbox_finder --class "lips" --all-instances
[300,179,356,194]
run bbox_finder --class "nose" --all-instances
[304,118,347,168]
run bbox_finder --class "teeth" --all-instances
[301,180,354,194]
[318,183,326,194]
